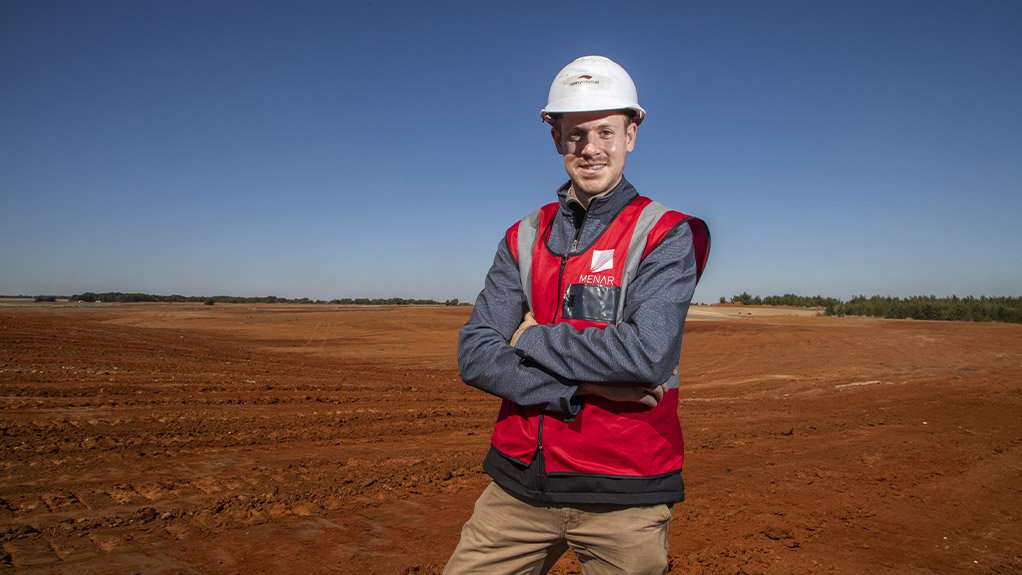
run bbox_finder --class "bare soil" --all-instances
[1,303,1019,574]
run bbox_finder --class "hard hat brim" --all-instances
[541,96,646,124]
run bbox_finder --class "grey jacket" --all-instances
[457,177,699,414]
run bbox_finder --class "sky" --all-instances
[2,0,1020,304]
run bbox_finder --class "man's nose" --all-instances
[580,139,599,156]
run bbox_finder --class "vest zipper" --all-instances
[538,208,587,496]
[535,411,547,499]
[557,211,586,321]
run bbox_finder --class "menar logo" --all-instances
[590,249,614,273]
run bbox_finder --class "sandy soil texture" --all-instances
[1,303,1019,574]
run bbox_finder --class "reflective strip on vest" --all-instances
[617,200,671,322]
[516,207,542,313]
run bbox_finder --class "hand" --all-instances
[576,382,668,409]
[510,311,537,347]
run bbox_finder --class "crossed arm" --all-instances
[510,311,670,408]
[457,222,697,415]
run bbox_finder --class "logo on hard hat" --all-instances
[569,74,601,87]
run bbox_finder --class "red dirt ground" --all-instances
[1,303,1019,574]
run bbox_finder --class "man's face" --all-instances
[552,111,637,201]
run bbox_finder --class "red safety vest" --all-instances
[491,195,709,478]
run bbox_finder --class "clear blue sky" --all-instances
[2,0,1020,303]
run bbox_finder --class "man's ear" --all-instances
[551,126,564,155]
[625,121,637,153]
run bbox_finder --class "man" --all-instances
[445,55,710,574]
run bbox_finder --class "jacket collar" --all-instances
[556,177,638,219]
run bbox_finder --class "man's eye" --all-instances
[567,134,582,142]
[600,130,613,137]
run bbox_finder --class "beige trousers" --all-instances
[444,482,673,575]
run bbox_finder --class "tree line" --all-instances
[29,291,1022,323]
[66,292,465,306]
[724,292,842,308]
[722,293,1022,324]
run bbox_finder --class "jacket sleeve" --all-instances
[513,221,698,386]
[457,237,582,414]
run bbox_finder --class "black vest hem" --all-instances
[483,446,685,506]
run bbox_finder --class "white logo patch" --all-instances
[590,249,614,273]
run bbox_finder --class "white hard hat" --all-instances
[541,55,646,125]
